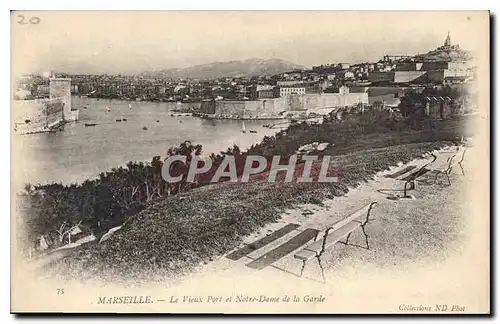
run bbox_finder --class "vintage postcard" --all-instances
[10,11,490,314]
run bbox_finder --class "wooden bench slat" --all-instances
[294,202,377,281]
[400,168,431,182]
[396,164,427,180]
[428,153,456,172]
[246,228,319,270]
[386,165,416,179]
[294,249,316,261]
[322,203,372,235]
[226,223,300,260]
[294,221,363,261]
[294,202,376,262]
[304,221,361,254]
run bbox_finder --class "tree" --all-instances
[164,140,203,195]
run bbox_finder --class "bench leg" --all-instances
[446,170,452,186]
[299,260,307,277]
[403,180,415,198]
[344,232,352,245]
[316,255,326,283]
[433,172,440,184]
[361,225,370,250]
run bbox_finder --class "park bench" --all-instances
[427,145,467,186]
[397,154,437,199]
[395,144,467,198]
[294,201,377,282]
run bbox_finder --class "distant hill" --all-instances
[414,47,473,62]
[142,58,305,79]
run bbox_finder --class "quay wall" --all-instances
[170,92,369,118]
[13,98,64,130]
[298,93,369,110]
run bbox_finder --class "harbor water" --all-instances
[12,98,282,188]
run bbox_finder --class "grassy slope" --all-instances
[40,115,474,282]
[42,140,452,283]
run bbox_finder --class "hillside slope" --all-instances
[143,58,304,79]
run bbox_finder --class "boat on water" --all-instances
[122,118,127,122]
[25,129,57,134]
[116,119,122,122]
[106,106,111,112]
[128,104,132,110]
[170,112,193,117]
[84,123,97,127]
[142,126,148,130]
[242,121,246,133]
[249,130,257,133]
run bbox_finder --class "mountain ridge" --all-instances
[141,58,305,79]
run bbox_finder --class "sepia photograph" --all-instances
[10,10,490,314]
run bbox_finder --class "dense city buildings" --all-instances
[13,33,475,121]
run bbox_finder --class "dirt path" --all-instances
[17,140,487,313]
[146,141,485,312]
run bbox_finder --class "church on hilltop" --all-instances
[437,31,461,51]
[368,32,475,86]
[414,32,472,63]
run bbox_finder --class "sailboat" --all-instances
[241,121,246,133]
[129,104,132,110]
[106,106,111,112]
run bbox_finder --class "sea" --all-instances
[12,97,284,189]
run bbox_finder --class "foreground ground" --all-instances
[174,145,470,283]
[14,138,488,313]
[38,140,455,284]
[149,147,485,314]
[32,115,477,284]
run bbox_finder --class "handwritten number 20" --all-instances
[17,15,40,25]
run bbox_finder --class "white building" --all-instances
[279,87,306,97]
[276,80,305,86]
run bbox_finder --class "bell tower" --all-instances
[444,31,451,48]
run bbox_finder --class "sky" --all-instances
[11,11,489,76]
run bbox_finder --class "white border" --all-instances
[3,1,497,323]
